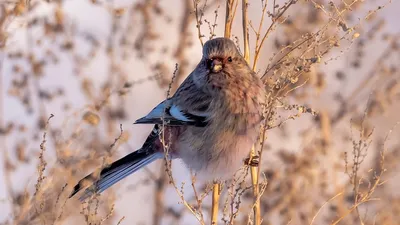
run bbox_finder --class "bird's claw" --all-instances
[244,156,259,167]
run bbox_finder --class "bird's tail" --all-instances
[69,126,162,201]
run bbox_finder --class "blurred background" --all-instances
[0,0,399,224]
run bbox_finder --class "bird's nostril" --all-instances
[212,59,222,65]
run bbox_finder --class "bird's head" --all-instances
[202,37,244,74]
[191,37,253,93]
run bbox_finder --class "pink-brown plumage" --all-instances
[70,37,265,200]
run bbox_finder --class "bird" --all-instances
[69,37,266,201]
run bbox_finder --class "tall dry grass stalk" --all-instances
[241,1,261,224]
[1,0,400,225]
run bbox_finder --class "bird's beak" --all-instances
[211,59,223,73]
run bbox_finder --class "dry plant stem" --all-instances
[250,1,267,71]
[242,0,250,62]
[310,192,343,225]
[242,1,261,223]
[224,0,237,38]
[34,114,54,225]
[332,115,398,225]
[150,2,199,219]
[189,173,208,223]
[252,0,297,70]
[247,176,268,225]
[210,1,240,223]
[211,181,220,225]
[161,145,204,224]
[193,0,205,46]
[210,0,239,222]
[250,161,261,225]
[331,199,380,225]
[161,65,205,224]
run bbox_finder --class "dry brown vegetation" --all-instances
[0,0,399,225]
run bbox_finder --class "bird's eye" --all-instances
[227,57,233,62]
[206,58,212,67]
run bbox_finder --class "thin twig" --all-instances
[253,0,297,70]
[193,0,207,46]
[310,192,343,225]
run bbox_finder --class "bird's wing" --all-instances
[135,75,212,127]
[134,99,210,127]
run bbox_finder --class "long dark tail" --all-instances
[69,125,162,201]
